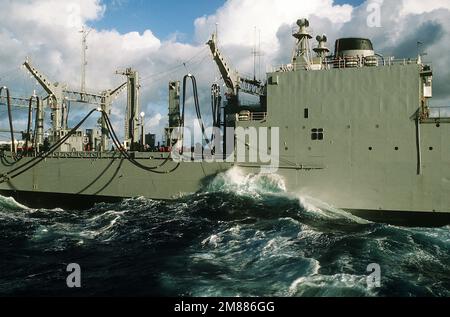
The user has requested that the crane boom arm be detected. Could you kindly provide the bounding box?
[23,59,61,97]
[207,34,240,96]
[207,34,265,97]
[107,82,127,99]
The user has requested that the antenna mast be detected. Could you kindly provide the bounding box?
[251,27,264,81]
[292,19,312,69]
[80,26,91,98]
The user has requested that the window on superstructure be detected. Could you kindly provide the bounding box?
[304,109,309,119]
[311,128,324,141]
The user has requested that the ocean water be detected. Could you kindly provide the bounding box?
[0,168,449,297]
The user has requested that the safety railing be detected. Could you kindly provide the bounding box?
[237,112,267,122]
[428,106,450,119]
[271,56,420,73]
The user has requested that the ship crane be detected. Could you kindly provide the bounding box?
[116,68,141,151]
[23,59,106,106]
[23,58,126,151]
[22,59,63,135]
[207,33,265,100]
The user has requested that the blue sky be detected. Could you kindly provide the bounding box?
[93,0,226,40]
[93,0,365,40]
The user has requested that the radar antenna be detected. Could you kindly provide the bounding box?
[292,18,313,69]
[313,34,330,58]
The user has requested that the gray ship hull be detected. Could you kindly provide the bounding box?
[0,153,449,226]
[0,154,230,201]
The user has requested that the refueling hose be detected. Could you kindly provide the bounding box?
[180,74,213,156]
[210,83,222,144]
[25,95,39,151]
[0,87,16,158]
[0,108,98,184]
[101,111,180,174]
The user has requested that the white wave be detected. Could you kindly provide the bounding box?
[261,236,299,258]
[0,195,30,210]
[88,210,128,222]
[80,215,122,240]
[297,226,324,240]
[201,234,222,248]
[207,167,371,224]
[297,195,372,224]
[227,225,241,236]
[207,167,287,198]
[288,273,377,297]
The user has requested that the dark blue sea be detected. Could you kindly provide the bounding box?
[0,169,449,297]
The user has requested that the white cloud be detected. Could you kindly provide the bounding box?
[5,0,105,30]
[401,0,450,16]
[194,0,353,48]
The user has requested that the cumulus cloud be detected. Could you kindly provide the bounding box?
[401,0,450,16]
[194,0,353,46]
[1,0,450,141]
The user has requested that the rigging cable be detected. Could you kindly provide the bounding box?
[25,95,39,150]
[0,87,16,158]
[140,47,209,83]
[101,111,180,174]
[211,83,222,144]
[0,108,99,184]
[180,74,212,156]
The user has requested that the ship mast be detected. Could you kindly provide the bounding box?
[292,18,313,69]
[80,26,91,100]
[117,68,140,151]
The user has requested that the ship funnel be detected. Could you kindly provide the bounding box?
[313,34,330,58]
[335,38,374,58]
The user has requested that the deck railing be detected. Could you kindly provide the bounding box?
[429,106,450,119]
[237,112,267,122]
[271,57,421,73]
